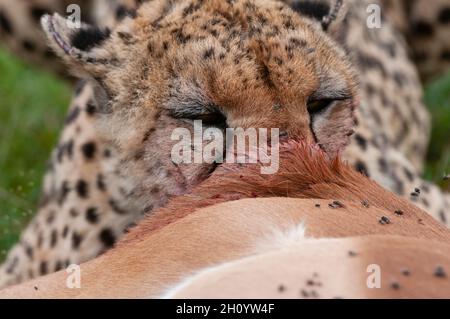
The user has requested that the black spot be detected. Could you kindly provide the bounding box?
[401,268,410,276]
[97,174,107,191]
[151,186,160,194]
[328,200,345,209]
[54,261,63,272]
[434,266,447,278]
[440,50,450,61]
[439,210,447,224]
[25,245,34,260]
[86,207,99,224]
[50,229,58,248]
[103,149,112,158]
[116,5,137,20]
[62,226,69,238]
[393,72,407,87]
[0,10,13,34]
[22,39,35,52]
[394,210,404,216]
[354,133,367,150]
[69,208,79,218]
[85,100,97,116]
[438,7,450,24]
[81,142,96,160]
[72,232,83,249]
[379,216,391,225]
[99,228,116,248]
[290,1,330,21]
[357,53,387,77]
[403,167,414,182]
[411,20,434,37]
[378,158,388,174]
[74,80,86,96]
[391,282,400,290]
[355,161,369,177]
[71,26,111,51]
[66,139,74,159]
[76,180,89,199]
[109,199,127,215]
[5,256,18,274]
[203,47,215,59]
[30,6,49,22]
[40,261,48,275]
[65,106,81,124]
[46,211,55,224]
[58,181,70,205]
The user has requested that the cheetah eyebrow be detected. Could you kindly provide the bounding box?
[167,100,222,119]
[309,89,352,101]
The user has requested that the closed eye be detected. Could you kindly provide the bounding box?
[168,102,227,127]
[307,94,352,115]
[307,98,335,115]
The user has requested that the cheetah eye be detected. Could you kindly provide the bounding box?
[306,98,335,115]
[168,102,227,128]
[193,109,227,127]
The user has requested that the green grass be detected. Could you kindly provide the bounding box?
[0,48,71,261]
[0,47,449,263]
[423,71,450,189]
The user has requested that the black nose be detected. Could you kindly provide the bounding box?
[279,131,288,138]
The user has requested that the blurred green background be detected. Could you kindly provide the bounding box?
[0,47,449,263]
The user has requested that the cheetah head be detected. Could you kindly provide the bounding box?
[42,0,358,213]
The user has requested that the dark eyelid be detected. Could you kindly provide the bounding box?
[309,90,352,102]
[168,102,227,126]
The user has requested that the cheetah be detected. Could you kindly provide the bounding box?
[0,0,449,288]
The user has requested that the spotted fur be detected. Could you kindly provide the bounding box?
[0,0,449,289]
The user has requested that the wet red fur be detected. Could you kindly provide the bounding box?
[121,141,446,245]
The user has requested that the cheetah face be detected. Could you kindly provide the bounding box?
[42,0,357,212]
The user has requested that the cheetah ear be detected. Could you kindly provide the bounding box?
[41,13,114,78]
[289,0,347,31]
